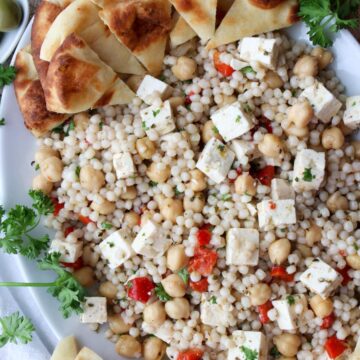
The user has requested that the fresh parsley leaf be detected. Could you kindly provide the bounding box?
[174,186,183,196]
[209,296,217,304]
[66,119,75,135]
[99,121,104,130]
[286,295,295,305]
[155,283,172,302]
[75,166,81,179]
[149,180,158,187]
[0,65,16,88]
[269,346,281,358]
[152,109,161,117]
[221,194,232,201]
[178,268,189,284]
[101,222,112,230]
[240,66,256,75]
[52,119,74,136]
[0,312,35,347]
[240,346,258,360]
[302,167,315,182]
[243,103,252,114]
[217,144,225,152]
[142,121,148,131]
[212,126,219,134]
[29,190,54,216]
[0,118,5,126]
[235,115,241,123]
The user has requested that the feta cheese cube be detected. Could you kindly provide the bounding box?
[142,320,174,343]
[137,75,173,105]
[229,58,249,71]
[226,228,259,266]
[228,331,267,360]
[299,258,342,299]
[271,178,295,200]
[344,95,360,129]
[140,100,175,136]
[49,239,82,263]
[80,297,107,324]
[200,294,235,327]
[231,140,261,165]
[292,149,325,192]
[257,199,296,228]
[211,102,255,142]
[196,138,235,184]
[99,230,134,269]
[239,37,279,69]
[301,82,342,123]
[272,294,308,330]
[132,220,171,258]
[113,152,136,179]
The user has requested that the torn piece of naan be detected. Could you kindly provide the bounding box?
[169,0,217,42]
[14,46,70,137]
[170,16,197,48]
[44,34,134,114]
[80,21,145,75]
[99,0,172,75]
[40,0,99,62]
[207,0,299,49]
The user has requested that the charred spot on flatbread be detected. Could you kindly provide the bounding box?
[249,0,286,9]
[288,2,300,23]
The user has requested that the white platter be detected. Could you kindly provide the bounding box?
[0,19,360,359]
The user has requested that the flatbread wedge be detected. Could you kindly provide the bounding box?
[169,0,217,42]
[99,0,172,75]
[207,0,299,49]
[40,0,99,62]
[44,33,134,113]
[50,335,78,360]
[74,347,103,360]
[170,16,197,48]
[14,46,69,137]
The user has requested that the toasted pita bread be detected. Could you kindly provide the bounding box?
[99,0,172,75]
[207,0,299,49]
[169,0,217,42]
[40,0,99,62]
[14,46,69,137]
[80,21,145,75]
[170,16,197,48]
[44,34,134,113]
[74,347,103,360]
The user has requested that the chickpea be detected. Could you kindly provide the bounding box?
[73,267,95,287]
[311,47,333,70]
[143,301,166,327]
[183,193,205,212]
[40,156,63,182]
[108,314,132,334]
[269,238,291,265]
[115,335,142,358]
[80,165,105,192]
[234,173,256,196]
[159,198,183,222]
[264,70,284,89]
[222,95,237,106]
[283,123,309,138]
[171,56,197,81]
[83,245,99,267]
[136,137,156,160]
[297,244,312,258]
[143,337,166,360]
[126,75,144,92]
[91,197,116,215]
[309,295,333,318]
[147,162,171,183]
[141,210,155,225]
[346,254,360,270]
[306,223,322,246]
[189,169,207,192]
[73,112,89,131]
[168,96,185,111]
[326,192,349,212]
[124,211,140,227]
[273,333,301,357]
[32,174,53,195]
[351,141,360,159]
[167,245,188,272]
[321,127,345,150]
[258,134,286,159]
[293,55,319,78]
[35,146,59,163]
[161,274,186,298]
[165,298,190,320]
[121,186,137,200]
[202,120,222,143]
[288,101,314,128]
[99,281,118,300]
[248,283,272,306]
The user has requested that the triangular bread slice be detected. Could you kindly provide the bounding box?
[170,16,197,48]
[40,0,99,62]
[44,34,134,114]
[207,0,299,49]
[99,0,172,75]
[169,0,217,42]
[14,46,70,137]
[80,21,145,75]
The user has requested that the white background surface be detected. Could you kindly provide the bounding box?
[0,21,360,360]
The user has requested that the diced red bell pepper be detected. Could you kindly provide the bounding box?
[213,51,234,77]
[64,226,75,237]
[127,277,155,303]
[188,248,218,276]
[78,215,93,225]
[196,225,212,246]
[270,266,295,282]
[258,300,273,324]
[61,256,83,270]
[338,250,346,257]
[185,91,195,106]
[321,313,335,329]
[189,278,209,293]
[251,116,273,138]
[336,266,351,285]
[324,336,348,359]
[250,165,275,186]
[52,198,64,216]
[177,348,204,360]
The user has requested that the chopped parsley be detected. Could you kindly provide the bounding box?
[240,66,256,75]
[101,222,112,230]
[291,89,297,97]
[0,65,16,87]
[52,119,75,136]
[354,244,359,251]
[294,177,299,182]
[212,126,219,134]
[159,75,166,81]
[75,166,81,178]
[240,346,258,360]
[149,181,158,187]
[243,103,252,114]
[353,101,357,106]
[286,295,295,305]
[155,284,172,302]
[108,242,115,248]
[217,144,225,152]
[269,346,281,358]
[221,194,232,201]
[99,121,104,130]
[152,109,161,117]
[174,186,183,196]
[178,268,189,284]
[302,167,315,182]
[235,115,241,123]
[142,121,149,131]
[209,296,217,304]
[0,118,5,126]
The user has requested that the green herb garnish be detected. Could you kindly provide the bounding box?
[149,180,158,187]
[302,168,315,182]
[155,284,172,302]
[269,346,281,358]
[0,118,5,126]
[241,66,256,75]
[75,166,81,179]
[235,115,241,123]
[286,295,295,305]
[212,126,219,134]
[178,268,189,284]
[0,65,16,88]
[142,121,148,131]
[152,109,161,117]
[217,144,225,152]
[209,296,217,304]
[221,194,232,201]
[240,345,258,360]
[101,222,112,230]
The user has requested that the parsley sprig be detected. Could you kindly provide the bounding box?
[155,283,172,302]
[0,65,16,88]
[240,345,258,360]
[0,118,5,126]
